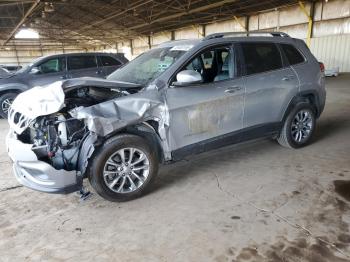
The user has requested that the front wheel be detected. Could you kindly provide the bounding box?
[277,102,316,148]
[88,134,159,202]
[0,93,17,119]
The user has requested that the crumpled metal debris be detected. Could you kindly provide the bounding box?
[69,89,165,136]
[69,86,172,160]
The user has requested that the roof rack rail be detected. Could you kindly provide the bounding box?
[203,31,290,40]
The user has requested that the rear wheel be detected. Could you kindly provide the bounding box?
[277,102,316,148]
[88,134,158,202]
[0,93,17,119]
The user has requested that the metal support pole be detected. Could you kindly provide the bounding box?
[191,25,204,38]
[202,24,206,37]
[14,44,20,66]
[299,1,314,47]
[234,16,246,31]
[245,15,250,32]
[130,39,133,56]
[148,35,151,49]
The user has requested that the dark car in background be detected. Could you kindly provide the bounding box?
[0,52,128,118]
[0,67,12,79]
[0,65,22,72]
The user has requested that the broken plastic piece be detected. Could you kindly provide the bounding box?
[78,187,92,201]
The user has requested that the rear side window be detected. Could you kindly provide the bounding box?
[100,56,121,66]
[241,43,282,75]
[68,56,97,70]
[281,44,305,65]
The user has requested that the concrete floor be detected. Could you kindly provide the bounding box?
[0,75,350,262]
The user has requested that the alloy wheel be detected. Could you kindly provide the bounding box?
[1,98,13,115]
[291,109,313,143]
[103,147,150,194]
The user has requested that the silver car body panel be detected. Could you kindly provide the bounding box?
[243,67,299,128]
[6,131,78,193]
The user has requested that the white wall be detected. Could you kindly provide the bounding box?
[310,34,350,72]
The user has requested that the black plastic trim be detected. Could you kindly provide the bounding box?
[283,91,322,120]
[171,122,281,161]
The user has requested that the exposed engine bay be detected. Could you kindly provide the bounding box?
[16,85,129,171]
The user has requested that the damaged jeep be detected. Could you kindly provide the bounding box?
[6,32,326,201]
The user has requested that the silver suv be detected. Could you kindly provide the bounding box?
[6,32,326,201]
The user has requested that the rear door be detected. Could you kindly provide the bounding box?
[26,56,67,87]
[241,42,298,128]
[166,44,245,151]
[98,55,123,76]
[67,55,103,78]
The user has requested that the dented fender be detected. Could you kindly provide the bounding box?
[71,88,173,164]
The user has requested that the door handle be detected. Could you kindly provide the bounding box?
[60,75,67,79]
[282,75,295,81]
[225,86,242,93]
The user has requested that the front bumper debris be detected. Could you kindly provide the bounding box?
[6,131,79,194]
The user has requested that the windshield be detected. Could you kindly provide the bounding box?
[15,64,30,74]
[15,56,43,74]
[107,46,189,85]
[0,67,9,73]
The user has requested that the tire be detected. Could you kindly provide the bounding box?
[277,102,316,149]
[0,92,17,119]
[88,134,159,202]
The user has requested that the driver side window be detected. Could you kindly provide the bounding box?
[37,57,64,74]
[184,45,234,83]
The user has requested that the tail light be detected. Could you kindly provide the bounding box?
[319,62,325,73]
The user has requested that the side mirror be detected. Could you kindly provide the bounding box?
[173,70,202,86]
[29,67,40,75]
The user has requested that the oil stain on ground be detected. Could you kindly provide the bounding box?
[234,237,350,262]
[334,180,350,201]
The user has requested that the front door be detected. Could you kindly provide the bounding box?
[26,56,67,87]
[166,44,245,152]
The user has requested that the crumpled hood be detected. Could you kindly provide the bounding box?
[8,77,142,134]
[61,77,141,91]
[8,81,65,134]
[11,81,65,118]
[69,90,165,136]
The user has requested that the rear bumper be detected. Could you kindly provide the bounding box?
[6,131,80,194]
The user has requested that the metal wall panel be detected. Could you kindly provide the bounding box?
[152,32,171,46]
[310,34,350,72]
[318,0,350,20]
[205,18,246,35]
[280,24,308,39]
[279,4,310,27]
[258,10,278,29]
[313,17,350,37]
[249,15,259,31]
[174,26,203,39]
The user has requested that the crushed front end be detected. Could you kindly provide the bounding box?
[6,79,126,193]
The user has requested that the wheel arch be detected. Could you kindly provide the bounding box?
[283,91,321,121]
[0,88,22,97]
[99,120,165,163]
[124,121,165,163]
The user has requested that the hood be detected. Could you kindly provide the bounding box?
[8,81,65,134]
[8,77,141,135]
[61,77,141,92]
